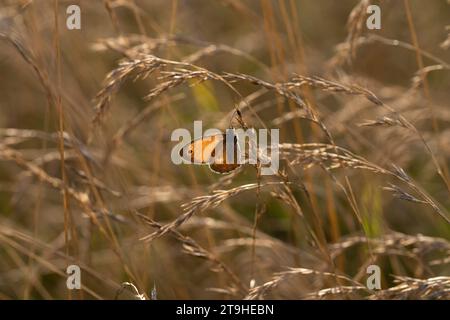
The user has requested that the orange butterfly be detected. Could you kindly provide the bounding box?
[179,131,241,174]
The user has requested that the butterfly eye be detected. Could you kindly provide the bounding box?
[188,149,193,154]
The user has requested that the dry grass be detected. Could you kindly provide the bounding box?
[0,0,449,300]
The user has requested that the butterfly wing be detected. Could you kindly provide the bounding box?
[180,134,224,164]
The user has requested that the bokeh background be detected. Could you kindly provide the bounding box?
[0,0,449,299]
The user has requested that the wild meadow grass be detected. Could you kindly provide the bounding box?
[0,0,449,299]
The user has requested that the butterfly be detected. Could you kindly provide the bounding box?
[179,130,241,174]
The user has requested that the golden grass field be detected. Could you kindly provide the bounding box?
[0,0,449,299]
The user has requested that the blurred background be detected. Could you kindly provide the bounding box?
[0,0,449,299]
